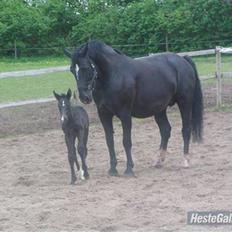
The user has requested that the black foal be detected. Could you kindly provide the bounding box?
[53,89,89,184]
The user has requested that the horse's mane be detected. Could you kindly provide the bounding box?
[113,47,123,55]
[72,40,124,62]
[88,40,124,56]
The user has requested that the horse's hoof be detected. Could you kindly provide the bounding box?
[123,169,135,177]
[153,160,163,168]
[154,163,163,168]
[108,168,119,177]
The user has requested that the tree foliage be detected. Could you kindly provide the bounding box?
[0,0,231,56]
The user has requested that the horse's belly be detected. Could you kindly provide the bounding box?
[131,102,168,118]
[131,92,173,118]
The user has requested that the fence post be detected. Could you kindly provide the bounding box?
[14,40,17,59]
[216,46,222,107]
[165,33,169,52]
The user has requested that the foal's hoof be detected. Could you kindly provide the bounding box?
[70,179,76,185]
[183,159,190,168]
[84,172,90,180]
[108,168,119,177]
[70,175,77,185]
[123,169,135,177]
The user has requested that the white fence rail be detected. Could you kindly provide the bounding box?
[0,46,232,109]
[177,49,215,57]
[0,48,221,79]
[0,98,54,109]
[0,66,69,79]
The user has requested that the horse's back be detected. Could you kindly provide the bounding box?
[129,52,196,116]
[134,52,195,84]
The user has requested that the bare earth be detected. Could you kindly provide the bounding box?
[0,103,232,231]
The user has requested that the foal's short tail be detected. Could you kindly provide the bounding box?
[184,56,203,143]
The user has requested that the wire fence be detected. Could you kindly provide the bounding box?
[196,48,232,108]
[1,37,232,58]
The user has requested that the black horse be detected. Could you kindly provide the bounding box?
[64,40,203,176]
[53,89,89,184]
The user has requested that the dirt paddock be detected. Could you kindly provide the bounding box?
[0,103,232,231]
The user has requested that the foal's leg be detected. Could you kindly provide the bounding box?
[154,110,171,168]
[77,129,89,180]
[65,133,78,184]
[98,109,118,176]
[178,102,192,168]
[120,113,134,176]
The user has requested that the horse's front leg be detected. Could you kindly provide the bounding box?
[98,109,118,176]
[120,113,134,176]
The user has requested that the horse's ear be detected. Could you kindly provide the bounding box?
[67,88,72,100]
[64,48,72,58]
[53,90,60,101]
[82,43,88,57]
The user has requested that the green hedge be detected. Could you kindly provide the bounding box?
[0,0,231,57]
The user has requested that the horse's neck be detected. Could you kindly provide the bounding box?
[88,46,118,76]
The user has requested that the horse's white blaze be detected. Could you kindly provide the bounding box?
[62,100,65,106]
[76,64,79,80]
[79,167,85,180]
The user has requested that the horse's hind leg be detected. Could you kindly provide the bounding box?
[65,134,78,184]
[154,110,171,168]
[120,114,134,176]
[177,101,192,168]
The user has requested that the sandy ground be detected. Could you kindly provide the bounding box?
[1,105,232,231]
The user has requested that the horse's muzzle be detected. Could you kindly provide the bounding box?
[79,91,92,104]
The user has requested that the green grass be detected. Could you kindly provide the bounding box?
[1,55,231,75]
[208,104,232,112]
[193,55,232,76]
[0,55,231,104]
[0,56,69,72]
[0,72,75,103]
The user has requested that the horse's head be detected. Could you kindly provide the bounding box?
[53,89,72,128]
[64,44,96,104]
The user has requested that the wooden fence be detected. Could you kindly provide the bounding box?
[0,46,232,109]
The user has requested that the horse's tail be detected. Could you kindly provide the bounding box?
[184,55,203,143]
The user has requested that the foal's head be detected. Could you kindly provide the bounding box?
[53,89,72,128]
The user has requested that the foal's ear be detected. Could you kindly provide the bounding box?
[67,88,72,100]
[53,90,60,101]
[73,90,77,100]
[64,48,72,58]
